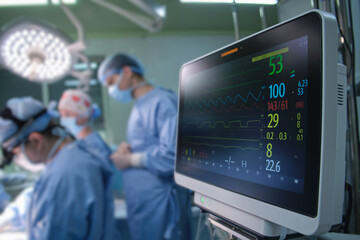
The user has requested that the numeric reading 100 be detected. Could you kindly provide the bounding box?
[269,83,286,99]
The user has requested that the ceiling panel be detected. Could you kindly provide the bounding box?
[0,0,278,36]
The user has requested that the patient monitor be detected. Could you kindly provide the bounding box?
[175,10,346,238]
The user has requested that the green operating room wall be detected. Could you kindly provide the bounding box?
[84,34,236,146]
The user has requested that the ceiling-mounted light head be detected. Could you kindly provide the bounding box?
[0,18,76,83]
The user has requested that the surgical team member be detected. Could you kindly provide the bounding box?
[98,53,192,240]
[0,97,118,240]
[58,89,125,215]
[58,89,112,161]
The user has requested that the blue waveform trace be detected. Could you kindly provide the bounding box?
[189,86,265,110]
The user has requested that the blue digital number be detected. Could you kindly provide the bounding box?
[269,83,285,99]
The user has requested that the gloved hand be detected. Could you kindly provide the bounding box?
[110,142,145,170]
[117,142,131,155]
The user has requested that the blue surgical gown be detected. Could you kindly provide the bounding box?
[0,183,10,211]
[28,140,118,240]
[83,132,112,162]
[124,87,192,240]
[83,131,124,197]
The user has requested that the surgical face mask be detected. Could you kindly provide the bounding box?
[60,117,85,138]
[13,142,45,173]
[108,74,134,103]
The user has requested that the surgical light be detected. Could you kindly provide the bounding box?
[0,19,75,83]
[0,0,47,6]
[180,0,277,4]
[0,0,76,6]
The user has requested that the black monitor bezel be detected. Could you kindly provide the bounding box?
[176,12,323,217]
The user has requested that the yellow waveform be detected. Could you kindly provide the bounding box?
[183,141,260,150]
[183,135,260,142]
[192,119,261,129]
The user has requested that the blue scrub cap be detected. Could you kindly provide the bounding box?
[91,103,101,120]
[0,97,57,152]
[97,53,145,85]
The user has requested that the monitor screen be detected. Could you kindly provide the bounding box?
[176,11,333,220]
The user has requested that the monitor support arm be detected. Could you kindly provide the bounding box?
[90,0,165,32]
[59,0,91,91]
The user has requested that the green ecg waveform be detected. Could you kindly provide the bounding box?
[193,67,263,94]
[204,79,263,94]
[209,67,262,85]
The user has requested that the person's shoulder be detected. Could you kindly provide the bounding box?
[83,133,112,159]
[38,143,87,186]
[51,141,100,171]
[43,142,108,191]
[84,132,110,149]
[37,143,104,198]
[135,87,178,116]
[148,87,177,105]
[155,87,177,98]
[58,141,89,158]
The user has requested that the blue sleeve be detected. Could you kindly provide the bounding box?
[144,102,178,177]
[29,162,104,240]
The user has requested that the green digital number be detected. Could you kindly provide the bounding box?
[276,54,283,74]
[269,54,283,75]
[269,56,276,75]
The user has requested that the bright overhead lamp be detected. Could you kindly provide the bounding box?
[0,1,91,89]
[0,19,75,83]
[0,0,47,6]
[180,0,277,4]
[0,0,76,6]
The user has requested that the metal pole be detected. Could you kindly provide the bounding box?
[231,0,240,41]
[41,83,49,106]
[259,6,267,30]
[320,0,332,11]
[311,0,319,9]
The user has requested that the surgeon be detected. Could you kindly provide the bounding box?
[98,53,192,240]
[58,89,112,161]
[0,97,118,240]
